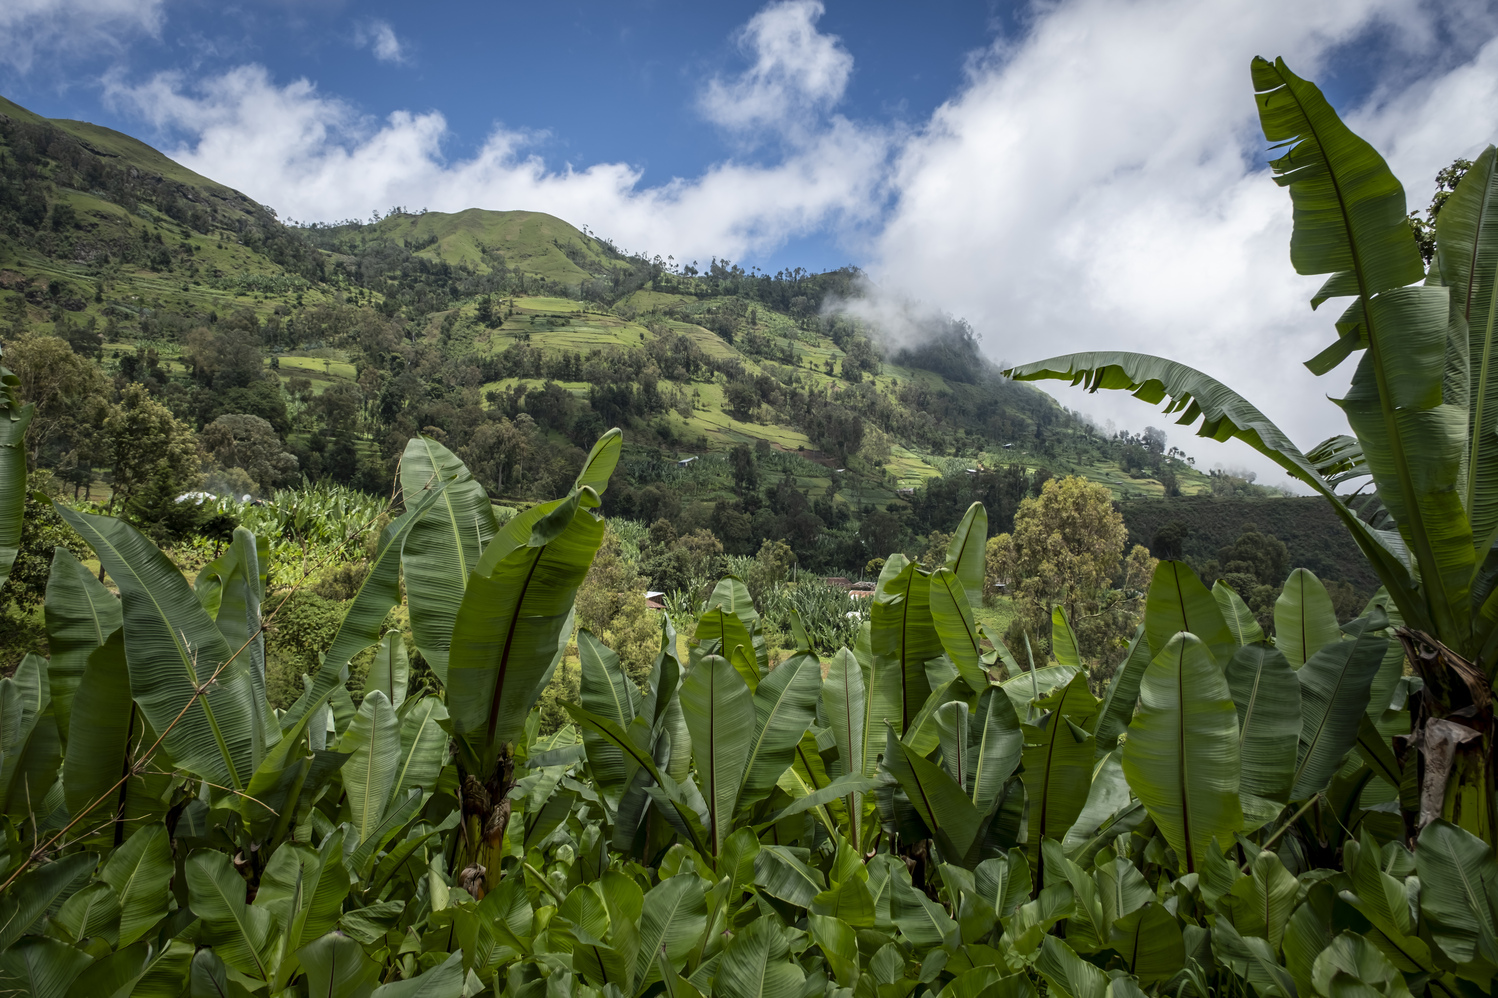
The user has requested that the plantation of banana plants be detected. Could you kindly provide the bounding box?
[0,55,1497,998]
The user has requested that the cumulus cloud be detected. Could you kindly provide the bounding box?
[698,0,853,137]
[354,20,408,66]
[865,0,1498,485]
[104,63,890,262]
[0,0,166,73]
[90,0,1498,483]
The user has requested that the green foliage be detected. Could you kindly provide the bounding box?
[0,63,1490,998]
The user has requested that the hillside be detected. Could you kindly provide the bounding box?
[0,91,1330,579]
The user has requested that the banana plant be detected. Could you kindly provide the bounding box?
[445,428,621,890]
[0,346,32,593]
[1008,55,1497,845]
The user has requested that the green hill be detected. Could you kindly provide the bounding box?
[0,91,1337,575]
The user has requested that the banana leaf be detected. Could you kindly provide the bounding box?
[738,648,822,812]
[99,824,173,946]
[337,690,401,846]
[679,654,754,856]
[1021,674,1099,860]
[1144,561,1234,665]
[1291,611,1388,800]
[1437,146,1498,561]
[580,627,640,799]
[63,630,168,835]
[870,555,942,737]
[0,653,60,820]
[929,567,989,690]
[399,435,499,685]
[1121,633,1241,873]
[1212,581,1264,646]
[447,489,604,775]
[1004,353,1423,632]
[1256,55,1472,642]
[1224,642,1300,825]
[943,502,989,608]
[714,915,805,998]
[1275,568,1341,669]
[56,507,259,790]
[0,349,32,592]
[43,547,120,746]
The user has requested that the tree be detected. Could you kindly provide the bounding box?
[1216,522,1288,587]
[200,413,299,493]
[573,526,658,683]
[4,333,109,467]
[991,475,1151,670]
[103,382,202,513]
[1010,56,1498,843]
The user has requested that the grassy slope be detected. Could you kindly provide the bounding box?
[369,208,617,285]
[0,92,1218,510]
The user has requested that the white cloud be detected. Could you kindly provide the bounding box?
[698,0,853,137]
[865,0,1498,486]
[92,0,1498,485]
[0,0,165,73]
[104,64,890,263]
[354,20,408,66]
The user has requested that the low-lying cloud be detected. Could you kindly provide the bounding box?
[56,0,1498,480]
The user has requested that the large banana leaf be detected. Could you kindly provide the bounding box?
[1275,568,1341,669]
[1049,606,1082,669]
[822,647,867,844]
[43,547,120,745]
[1256,55,1472,643]
[1416,819,1498,977]
[632,874,709,994]
[0,349,32,592]
[399,436,499,685]
[580,627,640,799]
[690,577,762,680]
[325,483,447,675]
[679,654,754,856]
[714,915,805,998]
[929,567,989,690]
[447,490,604,775]
[363,630,409,709]
[62,631,168,835]
[196,527,277,762]
[56,507,258,790]
[338,690,401,845]
[944,502,989,608]
[1291,611,1388,799]
[185,849,273,980]
[1004,353,1423,630]
[1121,633,1241,873]
[884,725,984,862]
[0,654,59,819]
[99,824,173,947]
[738,649,822,812]
[970,687,1024,813]
[870,555,942,737]
[1095,627,1149,751]
[1144,561,1234,664]
[1021,674,1099,860]
[1438,146,1498,558]
[1213,581,1264,646]
[1224,642,1300,826]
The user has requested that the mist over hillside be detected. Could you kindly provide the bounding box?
[0,91,1354,598]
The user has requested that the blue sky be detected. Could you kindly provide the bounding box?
[3,0,1018,273]
[5,0,1498,482]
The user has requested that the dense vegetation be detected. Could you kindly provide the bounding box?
[0,56,1489,998]
[0,89,1314,599]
